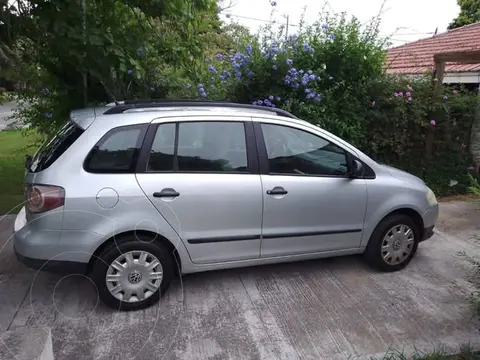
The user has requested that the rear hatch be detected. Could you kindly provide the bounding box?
[23,113,88,222]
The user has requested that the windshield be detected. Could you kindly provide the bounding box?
[29,121,84,173]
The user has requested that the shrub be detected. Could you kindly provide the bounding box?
[184,13,477,196]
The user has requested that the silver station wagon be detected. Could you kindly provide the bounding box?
[13,100,439,310]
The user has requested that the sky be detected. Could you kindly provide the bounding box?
[219,0,461,47]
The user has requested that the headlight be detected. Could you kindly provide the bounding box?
[426,188,437,206]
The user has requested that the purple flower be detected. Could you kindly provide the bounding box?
[252,101,258,105]
[186,83,191,89]
[216,54,223,60]
[406,92,412,97]
[314,95,321,102]
[44,113,52,118]
[398,92,404,97]
[235,71,242,79]
[468,166,475,172]
[408,97,412,101]
[328,34,336,40]
[394,92,399,97]
[276,96,281,101]
[430,120,436,126]
[268,95,274,101]
[301,79,308,86]
[246,44,252,55]
[285,99,289,105]
[272,65,278,70]
[264,99,271,106]
[200,92,207,98]
[41,88,49,95]
[305,88,312,93]
[210,77,215,82]
[307,92,315,99]
[136,48,144,56]
[303,42,315,53]
[197,84,204,88]
[452,90,458,95]
[309,74,316,80]
[322,24,329,30]
[271,1,277,6]
[127,69,133,75]
[208,64,217,73]
[258,100,263,105]
[247,70,254,77]
[316,75,321,81]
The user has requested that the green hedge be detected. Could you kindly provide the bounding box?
[184,14,477,196]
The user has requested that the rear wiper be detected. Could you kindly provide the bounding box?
[25,154,32,170]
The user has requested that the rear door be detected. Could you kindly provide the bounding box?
[254,120,368,257]
[135,117,263,264]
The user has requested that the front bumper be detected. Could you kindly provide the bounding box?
[421,225,435,242]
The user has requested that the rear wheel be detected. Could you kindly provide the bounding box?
[364,214,420,272]
[91,235,174,311]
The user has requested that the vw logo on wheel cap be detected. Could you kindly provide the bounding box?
[128,270,142,284]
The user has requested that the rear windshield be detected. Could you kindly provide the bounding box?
[29,121,84,173]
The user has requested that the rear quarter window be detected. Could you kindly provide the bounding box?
[84,124,147,173]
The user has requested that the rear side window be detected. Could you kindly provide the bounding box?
[148,121,248,173]
[30,121,84,173]
[84,124,146,173]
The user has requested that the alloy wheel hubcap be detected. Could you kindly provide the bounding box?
[106,251,163,303]
[381,224,415,266]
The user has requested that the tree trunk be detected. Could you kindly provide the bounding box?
[471,85,480,172]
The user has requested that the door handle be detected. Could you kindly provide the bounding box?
[267,186,288,196]
[153,188,180,198]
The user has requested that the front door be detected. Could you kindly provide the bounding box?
[255,122,367,257]
[136,118,263,264]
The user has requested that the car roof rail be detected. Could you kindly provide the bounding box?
[102,99,299,119]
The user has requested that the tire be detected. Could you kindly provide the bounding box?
[364,213,420,272]
[91,235,174,311]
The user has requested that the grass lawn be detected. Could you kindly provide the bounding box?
[0,130,39,215]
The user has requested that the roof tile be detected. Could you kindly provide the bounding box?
[386,22,480,74]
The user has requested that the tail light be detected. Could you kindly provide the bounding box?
[26,185,65,213]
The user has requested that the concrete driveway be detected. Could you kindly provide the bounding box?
[0,101,18,130]
[0,201,479,360]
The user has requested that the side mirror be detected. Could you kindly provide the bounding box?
[350,159,365,178]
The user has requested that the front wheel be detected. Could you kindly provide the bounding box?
[364,214,420,272]
[91,236,174,311]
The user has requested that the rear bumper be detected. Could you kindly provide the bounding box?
[13,206,89,275]
[14,249,88,274]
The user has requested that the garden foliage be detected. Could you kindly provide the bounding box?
[3,6,478,196]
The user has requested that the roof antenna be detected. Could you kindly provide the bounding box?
[434,27,438,36]
[100,80,120,105]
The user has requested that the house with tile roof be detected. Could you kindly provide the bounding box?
[386,21,480,85]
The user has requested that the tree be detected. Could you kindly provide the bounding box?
[448,0,480,30]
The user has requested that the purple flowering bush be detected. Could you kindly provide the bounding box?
[174,12,478,195]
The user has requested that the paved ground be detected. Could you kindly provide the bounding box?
[0,201,479,360]
[0,101,18,130]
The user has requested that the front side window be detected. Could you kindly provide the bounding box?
[85,125,145,173]
[261,123,348,176]
[148,121,248,173]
